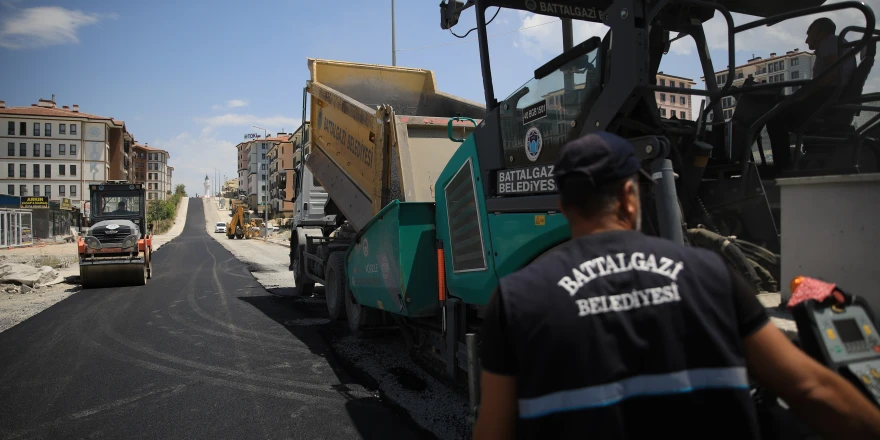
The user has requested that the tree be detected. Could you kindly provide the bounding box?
[174,184,186,196]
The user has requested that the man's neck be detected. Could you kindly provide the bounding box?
[569,219,632,238]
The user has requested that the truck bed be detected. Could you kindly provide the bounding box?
[306,59,485,231]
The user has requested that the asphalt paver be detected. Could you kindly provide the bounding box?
[0,198,428,440]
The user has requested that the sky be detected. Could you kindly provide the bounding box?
[0,0,877,196]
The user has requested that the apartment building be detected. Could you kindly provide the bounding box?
[166,166,174,195]
[145,146,170,201]
[236,141,249,201]
[656,72,698,120]
[131,143,148,184]
[702,49,816,121]
[268,131,296,217]
[0,98,127,209]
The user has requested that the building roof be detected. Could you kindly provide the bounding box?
[656,72,697,83]
[0,104,116,122]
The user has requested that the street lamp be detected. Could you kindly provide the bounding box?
[252,125,269,237]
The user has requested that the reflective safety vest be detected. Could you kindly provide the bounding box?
[498,230,761,439]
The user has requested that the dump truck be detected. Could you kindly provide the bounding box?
[78,181,153,288]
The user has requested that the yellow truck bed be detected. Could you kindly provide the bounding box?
[305,58,485,231]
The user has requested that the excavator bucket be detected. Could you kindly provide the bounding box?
[80,257,147,289]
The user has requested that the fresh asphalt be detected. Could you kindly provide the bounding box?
[0,198,430,440]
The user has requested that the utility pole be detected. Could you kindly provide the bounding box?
[391,0,396,66]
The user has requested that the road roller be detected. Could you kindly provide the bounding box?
[78,181,153,288]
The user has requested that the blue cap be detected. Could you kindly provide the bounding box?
[553,131,654,189]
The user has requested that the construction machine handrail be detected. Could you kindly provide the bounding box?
[644,0,737,99]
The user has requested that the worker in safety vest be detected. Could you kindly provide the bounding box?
[474,131,880,439]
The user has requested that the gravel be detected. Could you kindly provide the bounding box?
[332,334,471,439]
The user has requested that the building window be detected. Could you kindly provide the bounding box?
[70,124,76,135]
[680,111,686,119]
[59,185,65,196]
[44,123,51,137]
[7,121,13,135]
[71,165,77,176]
[33,123,40,136]
[791,70,800,79]
[7,163,13,177]
[19,122,26,135]
[33,164,39,178]
[659,93,666,102]
[59,144,66,155]
[660,108,667,117]
[33,185,39,197]
[670,95,676,104]
[20,164,25,177]
[44,185,51,198]
[70,144,77,155]
[659,78,666,86]
[7,142,13,156]
[7,185,12,195]
[70,185,76,196]
[45,144,51,157]
[680,96,686,105]
[33,143,40,157]
[20,185,26,196]
[791,57,799,66]
[19,143,25,156]
[45,164,50,178]
[59,123,66,134]
[60,165,66,175]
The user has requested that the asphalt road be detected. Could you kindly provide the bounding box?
[0,199,429,440]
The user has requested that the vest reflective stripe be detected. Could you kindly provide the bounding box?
[518,367,749,419]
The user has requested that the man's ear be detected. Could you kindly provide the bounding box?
[619,178,639,223]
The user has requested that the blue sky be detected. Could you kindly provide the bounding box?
[0,0,875,195]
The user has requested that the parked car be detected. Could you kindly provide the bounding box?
[214,222,227,233]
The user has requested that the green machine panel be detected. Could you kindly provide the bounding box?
[346,201,440,317]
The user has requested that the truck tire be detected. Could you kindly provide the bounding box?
[293,247,315,296]
[324,252,347,321]
[346,286,382,337]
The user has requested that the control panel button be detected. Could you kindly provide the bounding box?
[874,345,880,353]
[871,368,880,379]
[865,325,874,336]
[827,328,837,340]
[862,375,872,385]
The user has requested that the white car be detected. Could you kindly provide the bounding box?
[214,222,227,233]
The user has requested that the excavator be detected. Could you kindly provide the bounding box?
[432,0,880,433]
[226,205,264,239]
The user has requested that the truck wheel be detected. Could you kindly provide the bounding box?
[346,287,382,337]
[293,248,315,296]
[324,252,347,321]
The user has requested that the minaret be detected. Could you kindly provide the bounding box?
[203,174,210,198]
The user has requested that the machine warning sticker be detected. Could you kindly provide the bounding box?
[525,127,543,162]
[523,100,547,125]
[497,164,556,195]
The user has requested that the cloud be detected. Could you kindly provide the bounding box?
[211,99,249,110]
[0,6,117,50]
[150,110,301,196]
[195,113,300,136]
[514,11,608,60]
[151,132,238,197]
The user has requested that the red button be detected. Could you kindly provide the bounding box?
[873,345,880,353]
